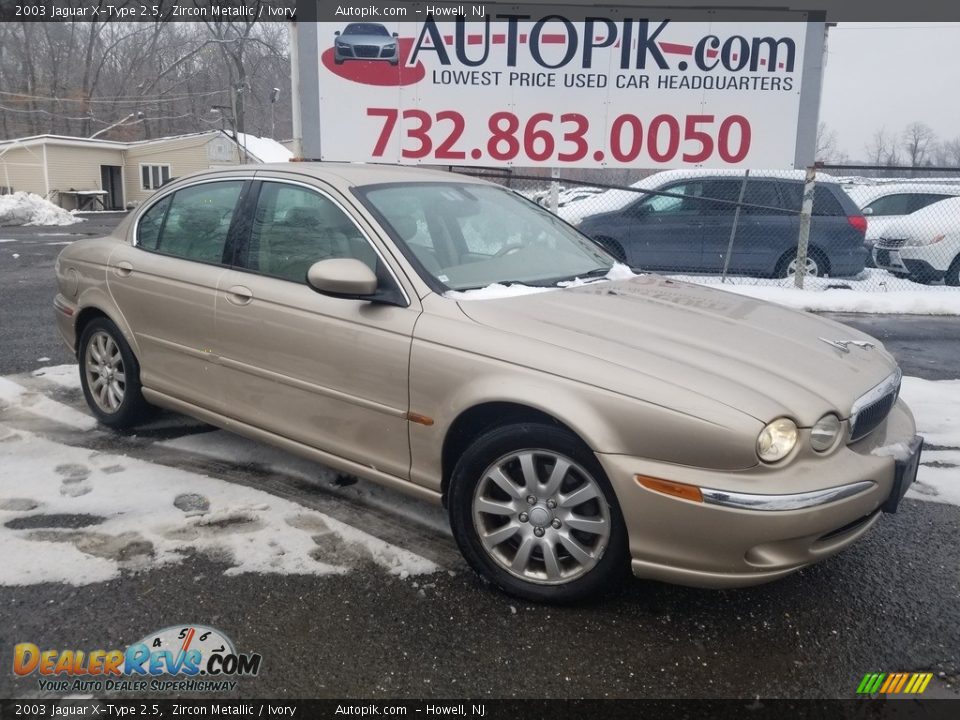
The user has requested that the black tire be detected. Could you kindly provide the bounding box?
[594,236,627,264]
[946,256,960,287]
[448,422,629,603]
[78,317,152,429]
[775,247,830,279]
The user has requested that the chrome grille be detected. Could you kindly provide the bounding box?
[849,368,902,442]
[354,45,380,58]
[876,238,906,249]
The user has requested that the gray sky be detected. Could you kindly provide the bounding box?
[820,22,960,160]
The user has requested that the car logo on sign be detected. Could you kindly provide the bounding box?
[818,338,876,353]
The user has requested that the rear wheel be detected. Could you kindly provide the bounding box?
[776,248,829,279]
[78,317,151,429]
[448,423,629,603]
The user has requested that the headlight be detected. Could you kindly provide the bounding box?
[905,233,946,247]
[384,44,397,51]
[757,418,798,462]
[810,414,842,452]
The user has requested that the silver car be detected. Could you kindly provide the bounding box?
[334,23,399,65]
[54,163,923,603]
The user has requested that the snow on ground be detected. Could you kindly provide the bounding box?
[0,427,438,587]
[30,363,82,390]
[900,377,960,507]
[160,431,450,536]
[0,191,83,227]
[673,270,960,315]
[0,376,95,431]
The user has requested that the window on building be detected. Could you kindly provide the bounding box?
[140,164,171,191]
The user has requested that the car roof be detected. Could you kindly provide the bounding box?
[171,162,493,189]
[844,182,960,207]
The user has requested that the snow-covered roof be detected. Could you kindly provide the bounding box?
[0,134,129,151]
[845,182,960,207]
[234,133,293,163]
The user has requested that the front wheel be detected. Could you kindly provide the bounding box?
[78,317,151,429]
[448,423,629,603]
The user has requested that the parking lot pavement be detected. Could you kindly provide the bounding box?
[2,222,959,699]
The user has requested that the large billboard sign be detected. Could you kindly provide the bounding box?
[299,13,825,169]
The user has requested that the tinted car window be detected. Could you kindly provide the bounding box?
[634,182,703,216]
[908,193,954,213]
[697,180,742,216]
[742,180,783,215]
[779,183,845,216]
[864,194,912,216]
[243,182,373,282]
[150,181,243,263]
[136,196,172,250]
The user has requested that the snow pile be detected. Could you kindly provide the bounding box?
[0,191,83,226]
[670,270,960,315]
[446,262,638,300]
[0,428,438,587]
[899,377,960,507]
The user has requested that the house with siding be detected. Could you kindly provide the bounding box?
[0,130,291,211]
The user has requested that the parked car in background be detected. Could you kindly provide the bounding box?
[567,170,867,278]
[873,196,960,285]
[54,164,920,602]
[845,183,960,266]
[334,23,399,65]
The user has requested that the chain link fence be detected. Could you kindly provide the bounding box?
[454,165,960,293]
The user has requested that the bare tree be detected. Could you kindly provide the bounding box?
[901,122,937,167]
[0,18,292,141]
[864,127,900,166]
[815,121,838,162]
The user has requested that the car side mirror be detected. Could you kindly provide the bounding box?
[862,207,873,216]
[392,32,399,38]
[307,258,378,298]
[334,30,341,36]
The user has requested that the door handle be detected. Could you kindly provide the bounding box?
[225,285,253,306]
[113,261,133,277]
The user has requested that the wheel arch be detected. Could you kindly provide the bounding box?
[440,401,590,504]
[73,294,140,361]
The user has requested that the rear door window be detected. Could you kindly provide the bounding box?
[779,183,845,216]
[908,193,954,213]
[149,181,245,263]
[742,180,783,215]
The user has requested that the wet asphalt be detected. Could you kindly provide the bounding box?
[0,217,958,699]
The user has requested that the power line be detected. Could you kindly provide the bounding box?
[0,89,229,104]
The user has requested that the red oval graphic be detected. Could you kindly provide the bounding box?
[321,38,425,87]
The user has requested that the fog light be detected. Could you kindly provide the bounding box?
[757,418,798,462]
[810,414,842,452]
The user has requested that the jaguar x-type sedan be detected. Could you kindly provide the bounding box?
[54,164,922,602]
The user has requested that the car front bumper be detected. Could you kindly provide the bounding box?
[873,245,948,280]
[597,399,919,588]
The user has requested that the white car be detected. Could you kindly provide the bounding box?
[873,196,960,285]
[846,183,960,241]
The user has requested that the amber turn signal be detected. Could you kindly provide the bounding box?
[636,475,703,503]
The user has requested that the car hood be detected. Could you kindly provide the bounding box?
[456,276,898,426]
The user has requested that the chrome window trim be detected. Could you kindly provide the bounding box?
[131,174,411,307]
[701,480,876,511]
[131,176,257,249]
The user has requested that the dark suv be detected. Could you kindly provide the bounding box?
[575,172,868,278]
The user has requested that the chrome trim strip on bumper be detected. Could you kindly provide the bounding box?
[700,480,877,511]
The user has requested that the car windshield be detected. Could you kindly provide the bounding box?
[358,183,615,291]
[343,23,389,36]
